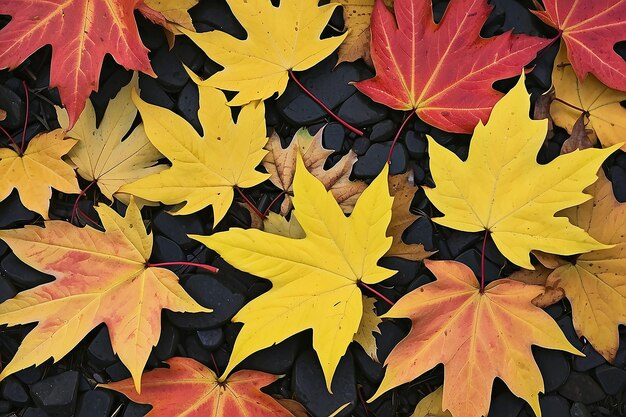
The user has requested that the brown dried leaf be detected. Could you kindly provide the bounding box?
[276,399,310,417]
[533,89,555,139]
[561,113,593,154]
[386,172,434,261]
[353,296,382,362]
[263,127,366,215]
[0,108,6,121]
[508,265,565,308]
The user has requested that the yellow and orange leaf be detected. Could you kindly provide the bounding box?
[0,199,209,391]
[371,259,580,417]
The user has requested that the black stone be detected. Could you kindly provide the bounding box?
[0,191,37,228]
[487,0,548,37]
[177,82,201,133]
[407,274,436,292]
[0,275,16,303]
[75,390,113,417]
[105,362,131,382]
[404,131,427,158]
[154,322,179,361]
[197,328,224,351]
[351,136,370,156]
[137,16,166,50]
[122,402,152,417]
[322,123,345,152]
[241,334,301,374]
[369,120,395,143]
[539,394,570,417]
[22,408,51,417]
[172,37,205,73]
[0,377,30,405]
[455,249,500,284]
[276,60,366,126]
[152,211,208,250]
[167,274,246,329]
[353,142,407,178]
[593,364,626,395]
[488,390,524,417]
[557,316,584,350]
[446,232,480,258]
[558,372,606,404]
[610,165,626,202]
[353,345,384,383]
[570,402,593,417]
[138,74,174,110]
[150,235,186,271]
[375,321,408,363]
[151,48,189,92]
[30,371,80,417]
[293,350,356,417]
[0,400,11,413]
[190,0,246,39]
[0,84,24,130]
[404,217,434,251]
[536,349,570,392]
[1,253,54,289]
[379,257,419,286]
[337,93,388,127]
[182,334,212,366]
[572,343,605,372]
[15,366,43,385]
[88,327,117,367]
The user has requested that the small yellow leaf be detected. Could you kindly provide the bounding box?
[141,0,198,34]
[552,42,626,151]
[353,295,382,362]
[424,73,619,269]
[263,212,305,239]
[57,73,166,203]
[182,0,347,105]
[0,130,79,219]
[192,154,395,390]
[410,387,451,417]
[118,86,269,224]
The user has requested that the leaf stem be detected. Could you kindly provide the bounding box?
[20,80,29,155]
[0,125,21,155]
[357,385,371,417]
[71,180,97,224]
[148,261,219,274]
[263,190,287,217]
[288,70,364,136]
[553,97,589,116]
[388,111,415,164]
[210,352,220,376]
[76,207,100,229]
[358,281,394,306]
[235,187,266,220]
[480,230,489,293]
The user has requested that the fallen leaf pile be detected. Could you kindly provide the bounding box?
[0,0,625,416]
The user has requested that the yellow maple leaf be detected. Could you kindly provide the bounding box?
[336,0,394,64]
[192,154,395,390]
[552,42,626,151]
[57,74,166,202]
[118,86,269,224]
[0,130,79,219]
[181,0,347,105]
[410,387,451,417]
[263,127,366,215]
[0,198,209,392]
[140,0,198,34]
[423,74,619,269]
[371,260,580,417]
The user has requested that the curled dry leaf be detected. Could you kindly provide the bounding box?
[182,0,346,106]
[193,155,395,390]
[371,260,580,417]
[387,172,434,262]
[424,74,618,269]
[102,357,295,416]
[263,128,366,215]
[0,199,209,391]
[0,130,79,219]
[508,264,565,308]
[560,114,594,155]
[552,42,626,151]
[532,89,554,140]
[57,73,167,203]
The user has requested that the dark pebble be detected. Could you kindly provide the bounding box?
[0,401,11,413]
[177,82,201,133]
[190,0,246,39]
[572,344,605,372]
[351,136,370,156]
[151,48,189,92]
[337,93,388,127]
[167,274,246,329]
[138,74,174,110]
[570,402,593,417]
[137,16,166,50]
[404,217,435,251]
[557,316,584,350]
[455,249,500,284]
[407,274,436,292]
[0,84,23,130]
[88,326,117,367]
[182,333,212,366]
[558,372,606,404]
[369,120,395,143]
[22,408,51,417]
[172,37,205,73]
[446,232,480,259]
[0,191,37,228]
[379,257,419,287]
[1,252,54,289]
[152,211,208,250]
[75,390,113,417]
[154,321,179,361]
[105,362,132,382]
[277,60,366,126]
[241,334,302,374]
[353,345,384,383]
[0,377,30,405]
[536,349,570,392]
[322,122,345,152]
[539,394,570,417]
[353,142,407,178]
[293,350,356,417]
[122,402,152,417]
[150,235,186,271]
[487,0,548,37]
[404,131,427,158]
[610,165,626,202]
[375,321,408,364]
[91,70,133,121]
[593,364,626,395]
[0,275,16,303]
[197,328,224,351]
[488,390,524,417]
[15,366,43,385]
[30,371,80,417]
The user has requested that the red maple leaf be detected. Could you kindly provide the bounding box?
[354,0,550,133]
[0,0,156,128]
[534,0,626,92]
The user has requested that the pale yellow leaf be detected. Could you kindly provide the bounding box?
[410,387,451,417]
[353,295,381,362]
